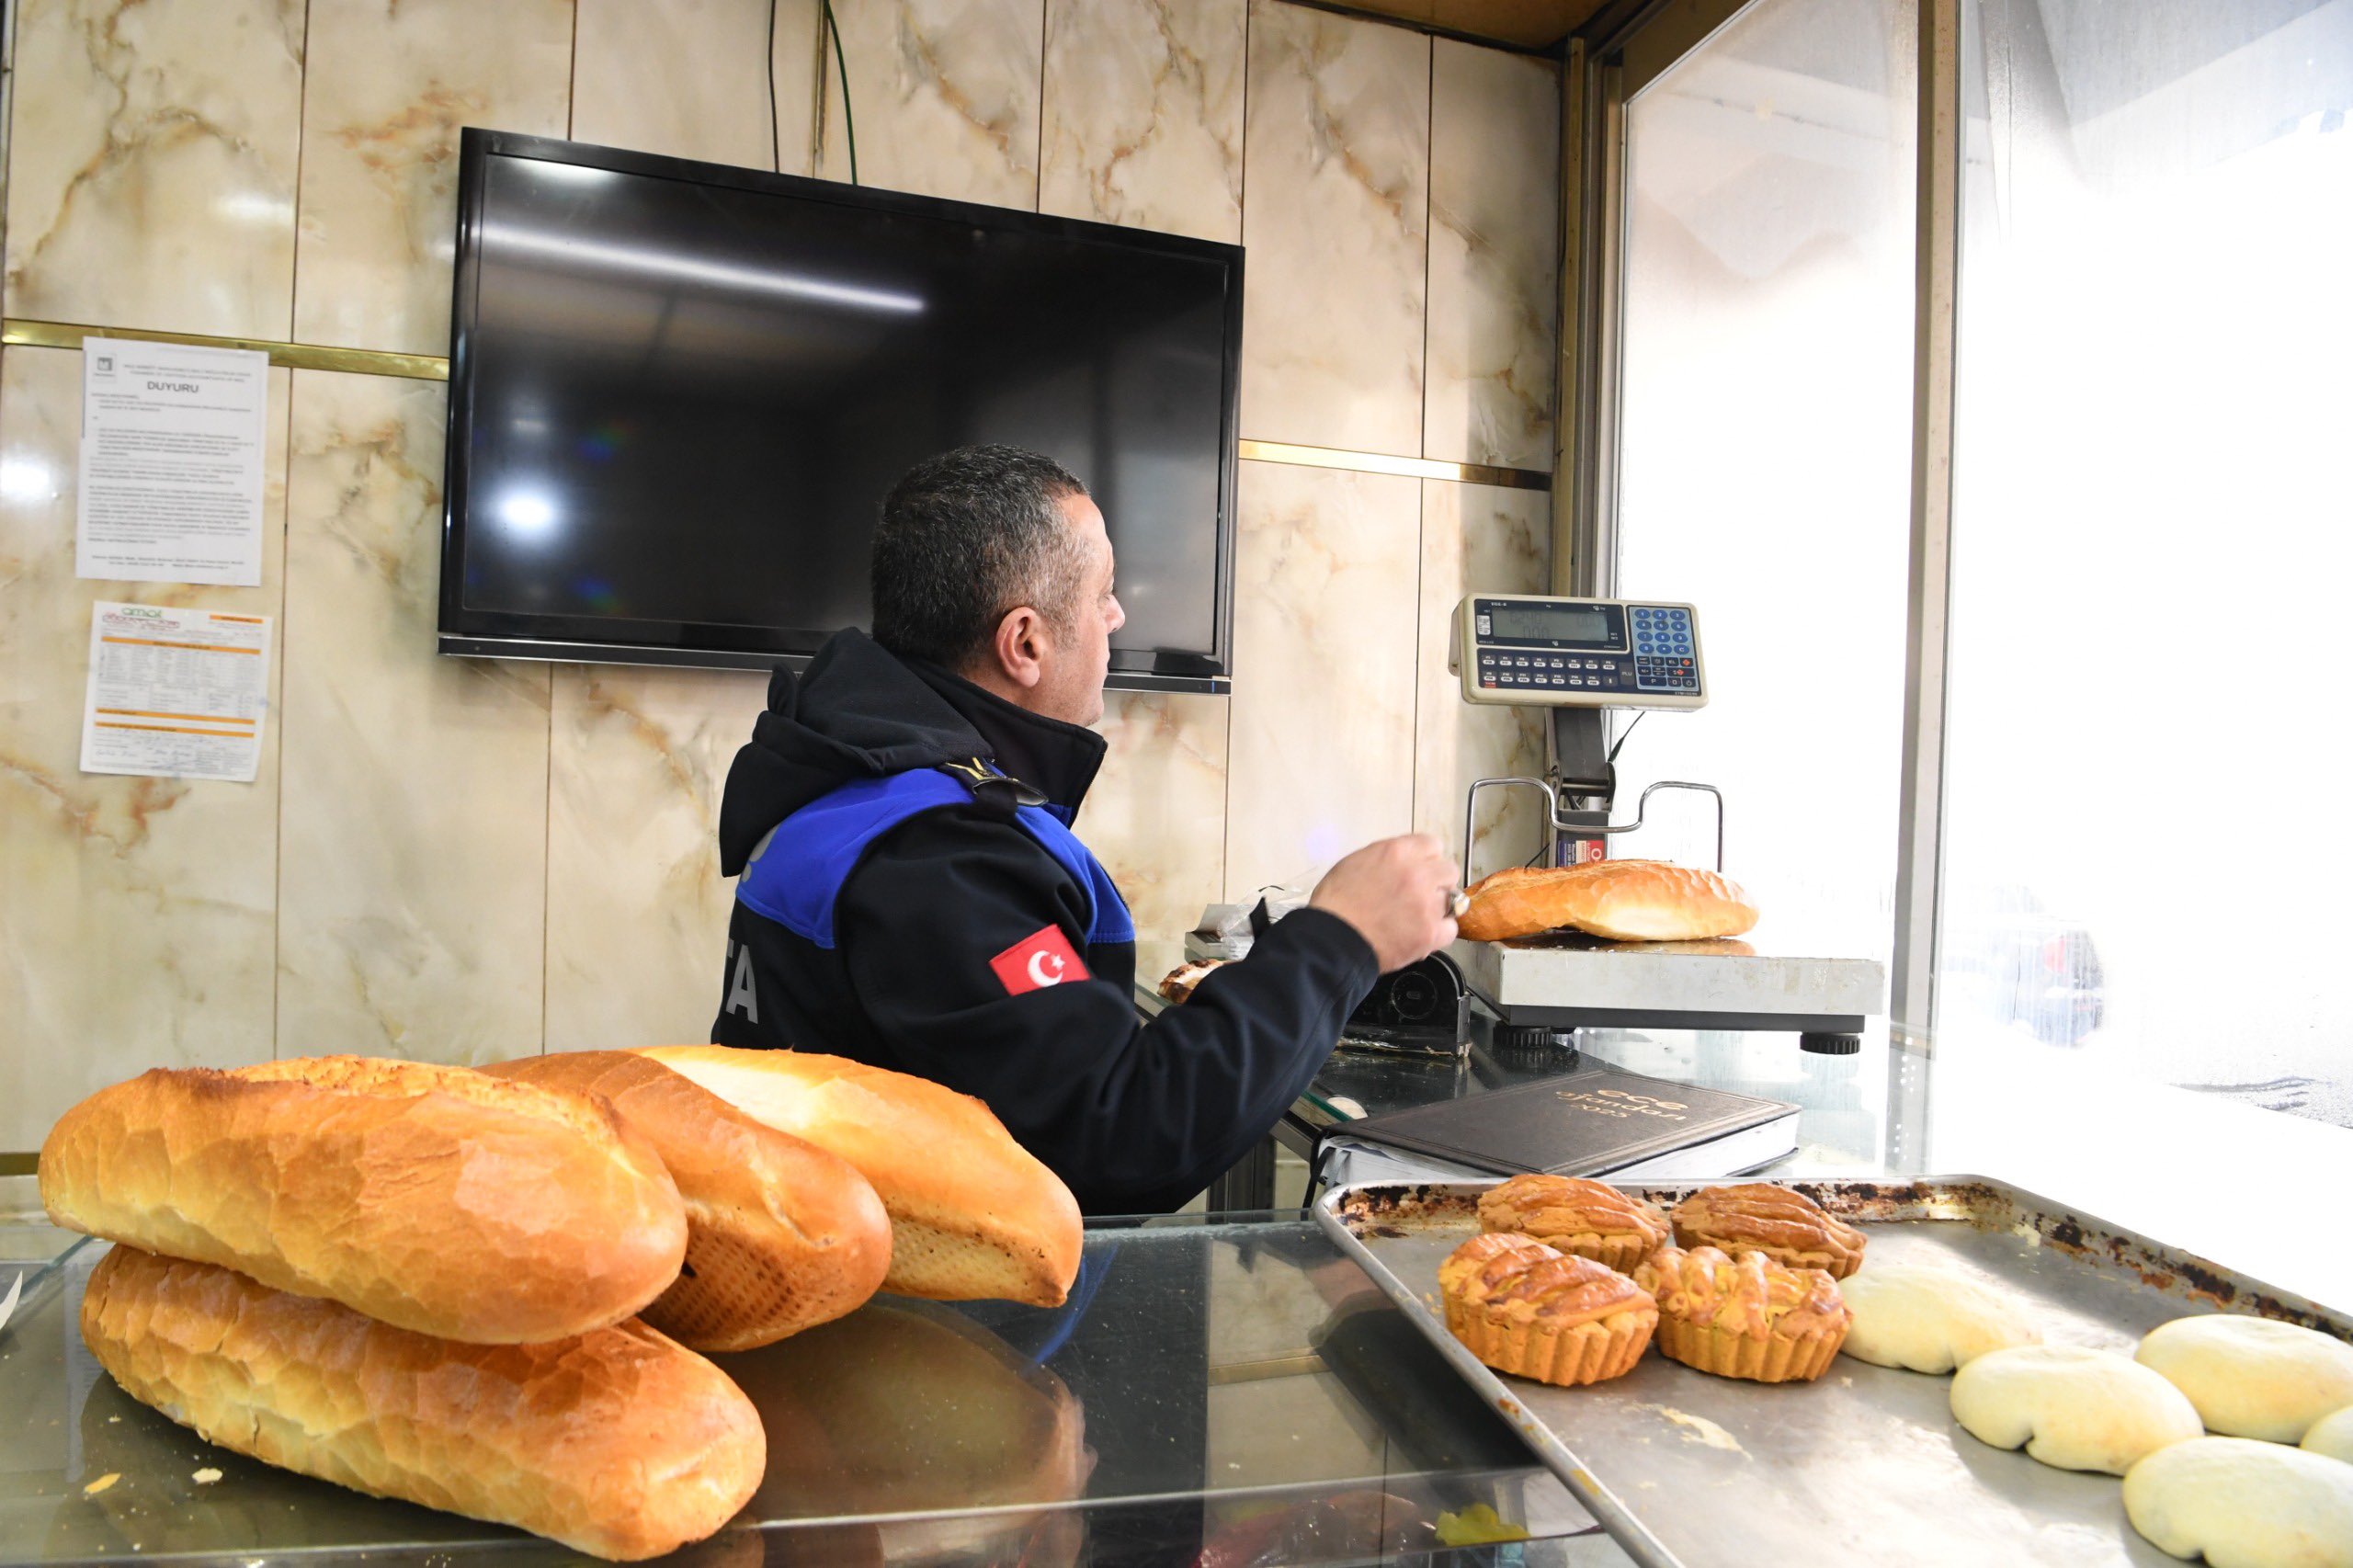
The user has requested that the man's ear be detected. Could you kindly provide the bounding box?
[988,605,1051,690]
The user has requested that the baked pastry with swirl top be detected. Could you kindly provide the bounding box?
[1438,1233,1658,1387]
[1633,1244,1853,1382]
[1669,1182,1867,1278]
[1478,1174,1672,1273]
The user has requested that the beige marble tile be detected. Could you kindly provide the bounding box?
[0,346,290,1153]
[1413,480,1549,881]
[1085,690,1229,980]
[572,0,775,168]
[1239,0,1429,456]
[814,0,1045,208]
[1222,460,1419,902]
[544,665,768,1051]
[276,369,551,1062]
[1040,0,1245,243]
[5,0,305,337]
[773,0,824,176]
[290,0,574,357]
[1426,40,1560,472]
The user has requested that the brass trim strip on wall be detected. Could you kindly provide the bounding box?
[1238,438,1552,491]
[2,318,451,381]
[3,322,1554,491]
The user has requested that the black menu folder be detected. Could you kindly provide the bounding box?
[1340,1066,1800,1181]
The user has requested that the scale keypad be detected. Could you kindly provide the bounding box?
[1630,605,1697,692]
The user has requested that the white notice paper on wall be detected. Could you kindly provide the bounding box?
[76,337,268,586]
[81,602,273,782]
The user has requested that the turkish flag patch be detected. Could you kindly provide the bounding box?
[989,924,1089,994]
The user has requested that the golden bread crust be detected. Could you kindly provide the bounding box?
[1457,860,1759,943]
[1634,1244,1853,1382]
[1670,1183,1868,1278]
[40,1057,688,1343]
[1478,1175,1671,1272]
[80,1245,764,1562]
[1438,1233,1658,1386]
[482,1051,892,1350]
[635,1046,1082,1307]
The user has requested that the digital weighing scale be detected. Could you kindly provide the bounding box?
[1439,593,1885,1055]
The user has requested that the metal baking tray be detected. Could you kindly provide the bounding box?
[1314,1176,2353,1568]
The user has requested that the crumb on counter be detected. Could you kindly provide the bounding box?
[191,1468,222,1485]
[84,1472,121,1495]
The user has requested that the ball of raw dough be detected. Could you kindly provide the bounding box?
[1950,1345,2203,1475]
[1839,1264,2041,1373]
[2124,1437,2353,1568]
[2137,1315,2353,1444]
[2304,1405,2353,1466]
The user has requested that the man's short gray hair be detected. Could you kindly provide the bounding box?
[870,445,1091,671]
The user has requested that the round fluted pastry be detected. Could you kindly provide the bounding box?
[1669,1183,1867,1279]
[2135,1314,2353,1444]
[1837,1263,2041,1373]
[1949,1345,2203,1475]
[1478,1175,1671,1273]
[2305,1404,2353,1465]
[1631,1244,1852,1383]
[1438,1233,1658,1388]
[2124,1437,2353,1568]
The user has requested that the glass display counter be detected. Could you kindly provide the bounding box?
[0,1179,1604,1567]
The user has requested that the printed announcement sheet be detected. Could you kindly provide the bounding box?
[76,337,269,586]
[80,602,273,782]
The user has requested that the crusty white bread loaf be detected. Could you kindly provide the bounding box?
[1457,860,1759,943]
[481,1051,892,1350]
[80,1244,764,1562]
[634,1047,1082,1308]
[40,1056,688,1343]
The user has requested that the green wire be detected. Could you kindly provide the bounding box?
[823,0,858,186]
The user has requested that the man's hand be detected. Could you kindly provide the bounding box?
[1308,834,1461,973]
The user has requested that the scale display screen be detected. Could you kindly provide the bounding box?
[1490,603,1612,644]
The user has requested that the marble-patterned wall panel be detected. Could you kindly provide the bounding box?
[1039,0,1245,243]
[814,0,1044,208]
[6,0,304,337]
[773,0,824,176]
[1086,690,1229,981]
[276,369,551,1062]
[544,665,768,1051]
[1223,460,1420,901]
[1240,1,1429,457]
[291,0,574,357]
[0,347,290,1152]
[573,0,775,168]
[1426,40,1560,471]
[1412,480,1548,881]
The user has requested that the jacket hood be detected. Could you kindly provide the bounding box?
[717,629,1108,875]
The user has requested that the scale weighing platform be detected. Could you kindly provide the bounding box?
[1438,593,1885,1052]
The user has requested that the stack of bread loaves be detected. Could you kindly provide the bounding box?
[40,1047,1084,1560]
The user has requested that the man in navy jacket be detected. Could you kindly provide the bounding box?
[711,445,1460,1215]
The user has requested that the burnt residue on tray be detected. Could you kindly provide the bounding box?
[1336,1183,1480,1234]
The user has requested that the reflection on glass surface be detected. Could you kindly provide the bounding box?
[0,1221,1584,1566]
[456,153,1235,666]
[1613,0,1918,961]
[1937,1,2353,1145]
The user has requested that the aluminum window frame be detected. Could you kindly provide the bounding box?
[1558,0,1963,1170]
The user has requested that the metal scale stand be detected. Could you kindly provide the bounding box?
[1445,595,1884,1056]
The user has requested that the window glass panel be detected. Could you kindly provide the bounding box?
[1615,0,1919,965]
[1934,0,2353,1267]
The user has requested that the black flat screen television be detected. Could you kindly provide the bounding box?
[440,129,1243,690]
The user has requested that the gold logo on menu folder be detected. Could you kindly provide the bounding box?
[1556,1087,1690,1122]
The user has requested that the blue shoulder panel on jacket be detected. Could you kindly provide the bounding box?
[736,769,1132,949]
